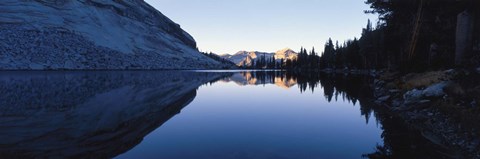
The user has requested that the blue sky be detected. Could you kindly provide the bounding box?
[145,0,377,54]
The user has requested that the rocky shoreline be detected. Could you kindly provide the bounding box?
[373,69,480,158]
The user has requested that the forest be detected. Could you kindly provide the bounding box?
[242,0,480,72]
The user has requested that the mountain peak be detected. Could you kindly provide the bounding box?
[277,48,294,52]
[274,48,298,60]
[221,48,298,66]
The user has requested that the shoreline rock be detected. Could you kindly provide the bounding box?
[373,69,480,158]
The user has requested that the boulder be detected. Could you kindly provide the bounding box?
[422,82,448,98]
[404,89,424,104]
[404,82,449,104]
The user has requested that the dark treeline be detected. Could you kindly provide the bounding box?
[242,47,321,70]
[248,55,279,69]
[325,0,480,72]
[276,21,380,71]
[243,0,480,72]
[332,0,480,72]
[360,0,480,71]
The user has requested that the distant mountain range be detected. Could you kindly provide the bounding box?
[220,48,298,66]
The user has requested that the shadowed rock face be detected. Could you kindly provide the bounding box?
[0,0,224,70]
[0,71,229,158]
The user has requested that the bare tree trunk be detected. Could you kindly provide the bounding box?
[455,10,475,66]
[475,10,480,54]
[429,43,438,67]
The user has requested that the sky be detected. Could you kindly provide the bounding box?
[145,0,377,55]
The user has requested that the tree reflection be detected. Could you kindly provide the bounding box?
[221,71,374,103]
[220,71,452,159]
[0,71,452,158]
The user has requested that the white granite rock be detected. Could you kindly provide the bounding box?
[0,0,225,70]
[422,82,448,98]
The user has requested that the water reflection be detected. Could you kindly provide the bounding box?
[213,71,451,159]
[0,71,230,158]
[218,71,378,130]
[0,71,449,158]
[219,71,374,104]
[221,71,297,88]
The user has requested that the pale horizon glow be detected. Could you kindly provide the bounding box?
[145,0,377,54]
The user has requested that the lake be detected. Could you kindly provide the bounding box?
[0,71,446,159]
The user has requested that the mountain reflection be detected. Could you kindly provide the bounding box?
[221,71,297,89]
[0,71,230,158]
[217,71,451,159]
[219,71,373,104]
[0,71,450,159]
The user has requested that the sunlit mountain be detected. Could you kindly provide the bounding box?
[220,48,298,66]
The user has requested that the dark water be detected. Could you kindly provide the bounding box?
[0,71,447,159]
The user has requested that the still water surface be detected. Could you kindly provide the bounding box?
[117,71,382,159]
[0,71,442,159]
